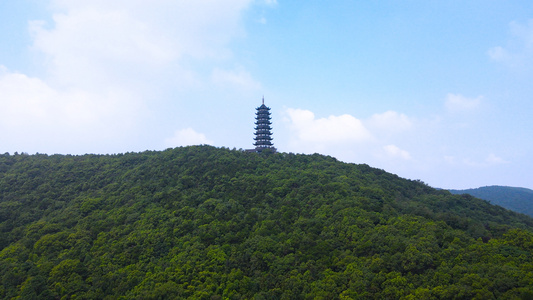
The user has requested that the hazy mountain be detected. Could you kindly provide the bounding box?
[449,186,533,217]
[1,146,532,298]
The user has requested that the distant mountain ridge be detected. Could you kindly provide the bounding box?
[449,185,533,217]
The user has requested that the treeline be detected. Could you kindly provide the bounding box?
[0,146,532,299]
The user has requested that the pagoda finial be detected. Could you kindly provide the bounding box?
[262,96,264,105]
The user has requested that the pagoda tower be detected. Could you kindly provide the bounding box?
[253,97,274,152]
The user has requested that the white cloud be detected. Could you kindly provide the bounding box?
[1,0,261,153]
[30,0,255,88]
[366,110,413,133]
[285,108,372,144]
[29,10,174,89]
[488,19,533,67]
[445,93,482,113]
[282,108,379,163]
[383,144,411,160]
[0,66,142,153]
[283,108,419,164]
[164,128,213,147]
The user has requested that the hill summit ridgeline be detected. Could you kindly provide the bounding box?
[1,146,533,299]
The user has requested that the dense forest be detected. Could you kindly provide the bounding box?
[450,186,533,217]
[1,146,532,299]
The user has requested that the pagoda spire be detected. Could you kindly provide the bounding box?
[253,97,274,152]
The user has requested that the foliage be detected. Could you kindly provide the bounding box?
[1,146,532,299]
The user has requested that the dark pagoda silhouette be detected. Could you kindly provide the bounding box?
[250,97,276,153]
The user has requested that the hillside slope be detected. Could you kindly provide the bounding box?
[1,146,532,299]
[450,186,533,217]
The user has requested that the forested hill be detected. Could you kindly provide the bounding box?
[1,146,533,299]
[449,186,533,217]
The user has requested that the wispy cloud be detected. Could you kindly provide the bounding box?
[445,93,482,113]
[485,153,509,165]
[262,0,278,6]
[211,67,262,90]
[366,110,413,134]
[488,19,533,67]
[445,153,509,167]
[383,144,412,160]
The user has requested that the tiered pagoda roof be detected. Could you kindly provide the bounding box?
[253,97,274,152]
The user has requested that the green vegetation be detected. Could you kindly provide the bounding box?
[1,146,532,299]
[450,186,533,217]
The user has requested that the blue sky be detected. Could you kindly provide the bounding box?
[1,1,532,189]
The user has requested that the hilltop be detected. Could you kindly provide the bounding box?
[1,146,532,299]
[450,186,533,217]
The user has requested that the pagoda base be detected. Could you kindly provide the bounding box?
[245,147,277,153]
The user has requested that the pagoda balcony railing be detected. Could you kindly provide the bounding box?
[254,137,273,141]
